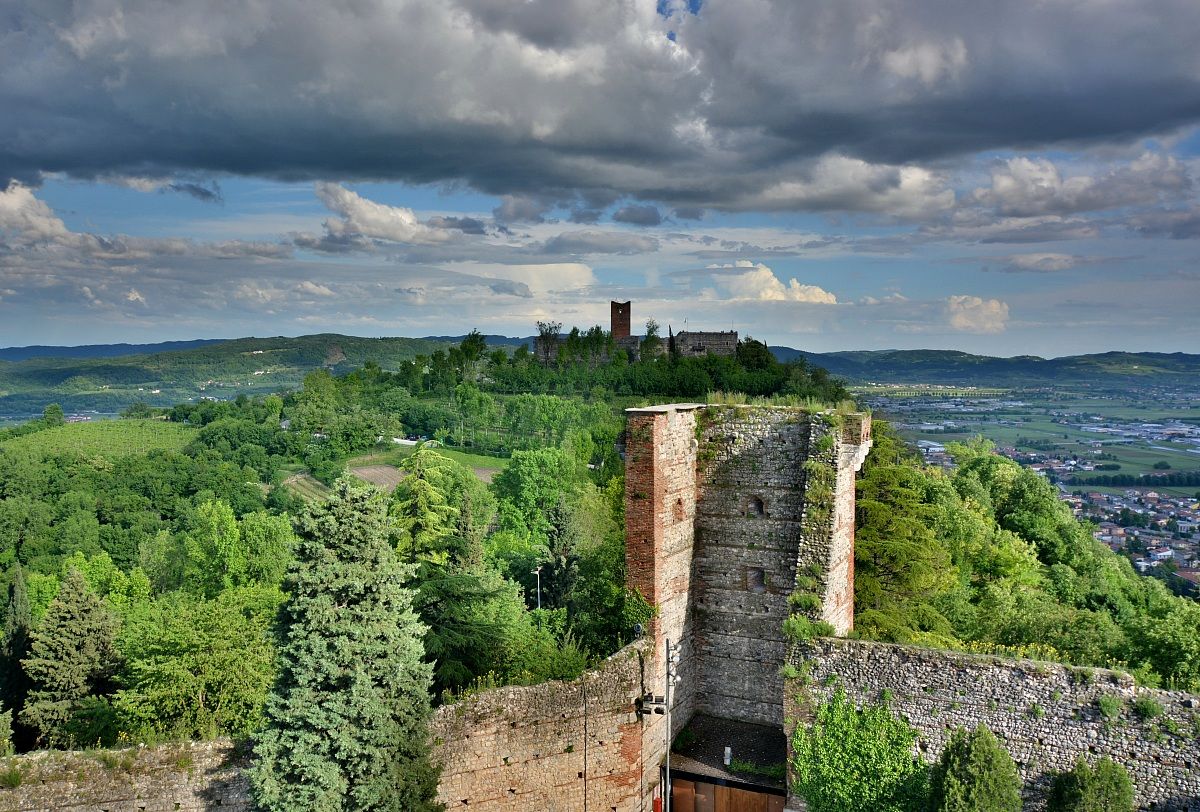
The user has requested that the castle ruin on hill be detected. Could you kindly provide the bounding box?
[535,300,738,364]
[3,404,1199,811]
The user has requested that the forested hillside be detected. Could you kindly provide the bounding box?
[0,324,1194,784]
[854,424,1200,690]
[0,328,842,754]
[0,334,453,414]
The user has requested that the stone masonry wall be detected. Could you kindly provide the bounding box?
[431,641,655,812]
[787,638,1200,811]
[0,740,250,812]
[0,644,662,812]
[690,406,870,727]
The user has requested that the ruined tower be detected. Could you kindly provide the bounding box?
[611,300,631,341]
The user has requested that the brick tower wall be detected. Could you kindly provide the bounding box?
[623,404,703,808]
[611,300,632,341]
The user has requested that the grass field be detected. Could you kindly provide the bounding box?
[0,419,195,458]
[347,446,508,479]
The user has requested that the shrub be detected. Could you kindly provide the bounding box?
[1047,757,1134,812]
[791,687,928,812]
[1131,696,1163,722]
[789,592,823,612]
[1096,694,1123,721]
[929,725,1022,812]
[783,615,835,642]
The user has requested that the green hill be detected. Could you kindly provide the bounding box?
[0,334,453,415]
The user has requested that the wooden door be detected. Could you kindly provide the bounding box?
[714,785,769,812]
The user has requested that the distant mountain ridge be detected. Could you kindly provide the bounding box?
[1,334,1193,418]
[770,347,1200,385]
[0,334,452,415]
[0,339,229,362]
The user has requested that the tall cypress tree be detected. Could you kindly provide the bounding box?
[1,565,32,750]
[20,569,119,748]
[250,479,441,812]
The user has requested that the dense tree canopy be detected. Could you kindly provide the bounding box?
[855,423,1200,689]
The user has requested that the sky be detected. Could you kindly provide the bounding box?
[2,0,1200,356]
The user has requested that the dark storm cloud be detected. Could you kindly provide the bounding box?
[612,204,664,226]
[426,216,489,235]
[4,0,1200,212]
[542,230,660,255]
[166,181,223,204]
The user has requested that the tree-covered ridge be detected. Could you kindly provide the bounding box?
[855,423,1200,689]
[0,334,661,752]
[0,334,454,414]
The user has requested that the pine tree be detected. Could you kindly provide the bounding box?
[930,725,1022,812]
[20,569,119,748]
[250,479,441,812]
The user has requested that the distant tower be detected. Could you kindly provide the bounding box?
[611,300,631,340]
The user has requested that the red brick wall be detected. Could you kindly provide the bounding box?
[611,300,632,341]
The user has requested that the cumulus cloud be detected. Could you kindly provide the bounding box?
[311,183,448,247]
[707,261,838,304]
[0,182,76,245]
[971,153,1191,218]
[0,182,286,259]
[945,295,1009,333]
[737,155,954,218]
[494,195,552,224]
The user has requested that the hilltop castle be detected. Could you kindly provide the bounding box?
[535,300,739,364]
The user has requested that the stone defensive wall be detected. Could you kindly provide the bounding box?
[0,740,250,812]
[624,403,871,737]
[430,640,663,812]
[786,638,1200,811]
[0,643,668,812]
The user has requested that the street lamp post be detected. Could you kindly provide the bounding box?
[665,638,681,812]
[638,639,682,812]
[531,566,542,610]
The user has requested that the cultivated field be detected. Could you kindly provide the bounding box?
[282,473,331,501]
[0,419,195,458]
[349,465,405,492]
